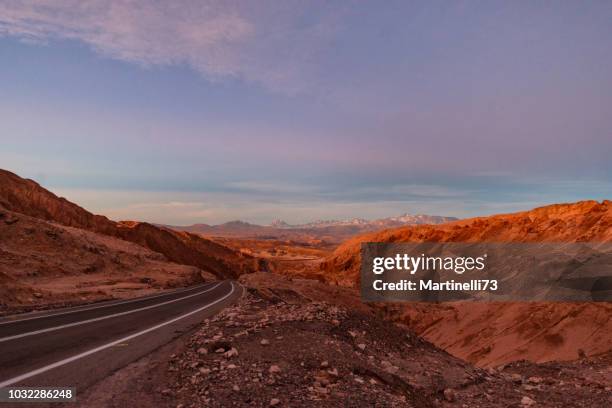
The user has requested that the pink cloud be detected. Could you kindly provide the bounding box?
[0,0,336,93]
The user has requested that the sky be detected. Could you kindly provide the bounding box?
[1,1,611,225]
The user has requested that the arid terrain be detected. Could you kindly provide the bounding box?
[1,168,610,406]
[213,237,332,280]
[321,200,612,366]
[0,169,256,314]
[3,1,612,405]
[78,274,612,407]
[0,169,261,280]
[0,206,209,314]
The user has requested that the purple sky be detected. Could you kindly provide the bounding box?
[1,1,611,225]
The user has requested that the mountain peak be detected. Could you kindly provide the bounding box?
[270,219,291,228]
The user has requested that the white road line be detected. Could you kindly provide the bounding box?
[0,282,223,343]
[0,282,236,388]
[0,283,215,326]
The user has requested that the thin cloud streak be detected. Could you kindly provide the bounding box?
[0,0,337,93]
[52,185,595,226]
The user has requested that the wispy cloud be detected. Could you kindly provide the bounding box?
[53,186,559,226]
[225,180,320,195]
[127,201,204,209]
[0,0,337,93]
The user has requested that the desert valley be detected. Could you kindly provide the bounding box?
[2,3,611,406]
[1,168,610,407]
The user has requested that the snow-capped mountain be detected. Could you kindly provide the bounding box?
[169,213,458,242]
[268,214,457,229]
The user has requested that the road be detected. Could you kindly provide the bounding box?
[0,280,239,398]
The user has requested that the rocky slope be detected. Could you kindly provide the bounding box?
[320,201,612,366]
[0,169,259,279]
[0,206,210,314]
[323,200,612,285]
[77,276,612,407]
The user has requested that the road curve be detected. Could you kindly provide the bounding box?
[0,280,240,394]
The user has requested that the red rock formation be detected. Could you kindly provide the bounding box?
[321,200,612,366]
[0,169,258,279]
[322,200,612,286]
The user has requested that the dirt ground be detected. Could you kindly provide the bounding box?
[79,277,612,407]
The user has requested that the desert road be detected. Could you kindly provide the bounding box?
[0,280,240,394]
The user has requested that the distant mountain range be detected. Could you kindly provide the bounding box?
[167,213,458,242]
[269,214,457,229]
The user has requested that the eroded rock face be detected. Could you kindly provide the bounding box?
[0,207,204,313]
[0,169,117,234]
[0,169,258,279]
[320,200,612,367]
[322,200,612,286]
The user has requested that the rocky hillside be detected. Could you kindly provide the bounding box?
[0,169,259,279]
[78,276,612,407]
[0,206,208,314]
[0,169,117,234]
[320,201,612,367]
[322,200,612,286]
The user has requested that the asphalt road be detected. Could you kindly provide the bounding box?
[0,280,240,399]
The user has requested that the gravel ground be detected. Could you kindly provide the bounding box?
[161,287,611,407]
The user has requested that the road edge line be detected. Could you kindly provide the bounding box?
[0,282,223,343]
[0,281,236,388]
[0,283,216,326]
